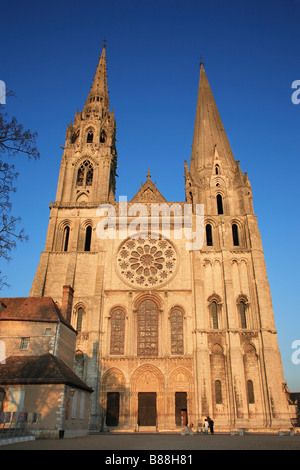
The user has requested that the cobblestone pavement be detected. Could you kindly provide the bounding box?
[1,433,300,451]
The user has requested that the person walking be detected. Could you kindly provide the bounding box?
[207,416,214,434]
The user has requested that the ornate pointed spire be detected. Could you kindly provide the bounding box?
[84,42,109,112]
[190,63,236,176]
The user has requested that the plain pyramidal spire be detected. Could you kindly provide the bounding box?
[190,62,236,175]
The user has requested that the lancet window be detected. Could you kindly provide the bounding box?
[137,300,158,356]
[110,309,125,355]
[232,223,240,246]
[217,194,224,214]
[62,226,70,252]
[170,309,184,355]
[84,225,92,251]
[206,224,213,246]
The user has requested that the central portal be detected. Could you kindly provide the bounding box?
[138,392,157,426]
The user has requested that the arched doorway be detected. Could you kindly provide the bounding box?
[131,364,164,430]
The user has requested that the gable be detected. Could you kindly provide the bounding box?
[130,170,167,203]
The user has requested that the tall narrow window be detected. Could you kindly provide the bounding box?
[215,380,222,404]
[215,165,219,175]
[100,130,106,143]
[170,309,184,355]
[217,194,224,214]
[211,301,219,329]
[137,300,158,356]
[77,168,84,186]
[63,226,70,252]
[86,167,93,186]
[84,226,92,252]
[87,131,93,143]
[239,301,247,329]
[232,224,240,246]
[206,224,213,246]
[247,380,255,404]
[110,309,125,355]
[76,307,84,332]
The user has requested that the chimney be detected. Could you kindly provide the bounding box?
[61,285,74,324]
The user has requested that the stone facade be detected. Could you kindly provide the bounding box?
[29,46,291,432]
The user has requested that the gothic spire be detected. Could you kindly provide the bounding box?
[189,63,236,176]
[84,42,109,112]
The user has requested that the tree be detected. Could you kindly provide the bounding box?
[0,91,40,288]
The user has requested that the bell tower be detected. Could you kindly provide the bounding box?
[30,43,118,297]
[55,42,117,206]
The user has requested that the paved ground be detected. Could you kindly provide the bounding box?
[1,432,300,451]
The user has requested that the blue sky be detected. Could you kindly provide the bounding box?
[1,0,300,390]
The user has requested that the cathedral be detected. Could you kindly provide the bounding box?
[29,44,291,432]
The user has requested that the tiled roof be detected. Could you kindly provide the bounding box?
[0,297,74,330]
[0,354,93,392]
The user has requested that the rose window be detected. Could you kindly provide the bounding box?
[116,236,178,289]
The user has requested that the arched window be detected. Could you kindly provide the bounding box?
[217,194,224,214]
[62,226,70,252]
[239,300,247,329]
[211,301,219,329]
[87,131,93,143]
[137,300,158,356]
[170,309,184,355]
[206,224,213,246]
[110,309,125,355]
[232,224,240,246]
[76,307,84,332]
[247,380,255,404]
[76,160,93,187]
[215,165,219,175]
[215,380,222,404]
[84,225,92,252]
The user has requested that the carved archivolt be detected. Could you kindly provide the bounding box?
[131,364,165,392]
[101,368,126,391]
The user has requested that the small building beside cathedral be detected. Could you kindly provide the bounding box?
[1,44,292,434]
